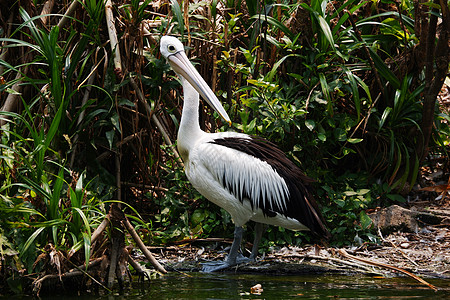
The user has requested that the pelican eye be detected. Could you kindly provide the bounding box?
[168,45,176,53]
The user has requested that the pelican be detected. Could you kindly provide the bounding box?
[160,36,329,272]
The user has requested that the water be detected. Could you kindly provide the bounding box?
[127,273,448,299]
[5,273,450,299]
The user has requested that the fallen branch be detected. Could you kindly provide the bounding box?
[277,252,378,274]
[122,216,167,274]
[168,237,233,245]
[338,249,438,291]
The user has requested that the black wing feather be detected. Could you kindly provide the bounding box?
[210,136,329,238]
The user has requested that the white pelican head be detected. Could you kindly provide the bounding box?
[160,36,231,125]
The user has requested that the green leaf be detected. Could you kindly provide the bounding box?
[319,73,332,114]
[305,119,316,131]
[6,88,22,95]
[20,227,45,258]
[266,54,301,82]
[357,189,370,195]
[347,138,363,144]
[317,14,336,50]
[251,15,294,40]
[110,114,121,132]
[334,199,346,207]
[359,211,372,230]
[386,193,406,202]
[82,232,91,269]
[367,47,400,89]
[318,133,327,142]
[379,107,392,130]
[49,167,65,220]
[169,0,184,35]
[344,190,357,196]
[344,68,360,120]
[334,128,347,141]
[106,130,115,149]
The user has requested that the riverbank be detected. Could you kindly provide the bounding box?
[148,201,450,289]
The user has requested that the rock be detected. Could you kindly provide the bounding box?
[368,205,443,234]
[400,242,410,249]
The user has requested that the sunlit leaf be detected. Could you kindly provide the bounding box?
[305,119,316,131]
[359,211,372,230]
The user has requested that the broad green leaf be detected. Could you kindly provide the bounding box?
[318,133,327,141]
[317,14,336,50]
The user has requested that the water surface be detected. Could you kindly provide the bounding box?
[6,272,450,299]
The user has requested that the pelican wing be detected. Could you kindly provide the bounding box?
[194,136,290,216]
[194,135,328,237]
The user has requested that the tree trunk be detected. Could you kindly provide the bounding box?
[417,0,450,161]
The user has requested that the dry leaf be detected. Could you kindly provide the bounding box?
[250,283,263,295]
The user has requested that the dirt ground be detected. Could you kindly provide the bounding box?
[145,194,450,292]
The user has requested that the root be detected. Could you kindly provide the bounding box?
[31,203,166,296]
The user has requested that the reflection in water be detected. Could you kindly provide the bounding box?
[119,272,449,299]
[3,273,449,299]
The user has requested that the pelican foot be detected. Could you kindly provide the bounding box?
[201,260,233,272]
[201,254,254,272]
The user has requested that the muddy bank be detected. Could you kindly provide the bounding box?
[149,203,450,283]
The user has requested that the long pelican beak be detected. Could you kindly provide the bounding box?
[167,51,231,125]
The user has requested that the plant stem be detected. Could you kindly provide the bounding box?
[105,0,123,78]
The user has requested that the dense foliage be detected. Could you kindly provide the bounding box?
[0,0,449,293]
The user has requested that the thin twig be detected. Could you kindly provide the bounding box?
[346,10,384,95]
[32,257,110,296]
[70,65,97,168]
[338,249,438,291]
[274,252,378,274]
[376,227,419,267]
[129,76,184,168]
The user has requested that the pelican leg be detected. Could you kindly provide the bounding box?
[249,223,266,260]
[201,226,245,272]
